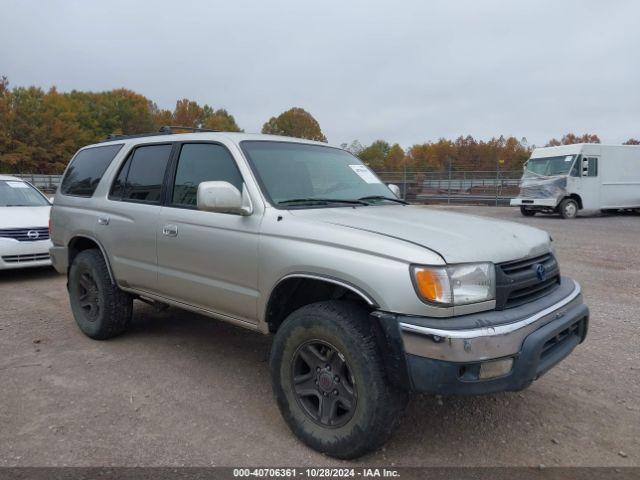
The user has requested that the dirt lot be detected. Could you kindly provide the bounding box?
[1,206,638,467]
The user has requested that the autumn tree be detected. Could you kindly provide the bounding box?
[0,77,12,168]
[623,138,640,145]
[262,107,327,142]
[402,136,531,173]
[0,77,243,173]
[546,133,601,146]
[168,99,242,132]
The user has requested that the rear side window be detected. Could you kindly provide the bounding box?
[60,144,123,197]
[109,144,172,204]
[171,143,243,207]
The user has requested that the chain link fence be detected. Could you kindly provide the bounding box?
[375,170,523,205]
[8,170,525,205]
[11,174,63,193]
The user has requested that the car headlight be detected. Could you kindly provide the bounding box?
[411,263,495,306]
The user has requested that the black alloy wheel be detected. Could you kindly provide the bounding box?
[76,270,101,321]
[291,340,357,428]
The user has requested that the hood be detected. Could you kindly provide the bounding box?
[290,205,551,264]
[0,206,51,229]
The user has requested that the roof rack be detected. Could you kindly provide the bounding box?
[103,125,219,142]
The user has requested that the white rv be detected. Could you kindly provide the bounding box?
[511,144,640,218]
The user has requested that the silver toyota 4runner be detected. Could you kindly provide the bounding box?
[50,130,589,459]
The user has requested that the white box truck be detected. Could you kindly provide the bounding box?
[510,144,640,218]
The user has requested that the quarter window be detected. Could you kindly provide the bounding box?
[110,144,172,204]
[171,143,243,207]
[61,144,123,197]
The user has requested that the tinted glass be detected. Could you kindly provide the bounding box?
[122,144,172,203]
[241,141,391,206]
[60,144,123,196]
[171,143,243,207]
[109,156,132,200]
[0,180,50,207]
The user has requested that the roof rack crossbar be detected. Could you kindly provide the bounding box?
[160,125,219,133]
[102,125,219,142]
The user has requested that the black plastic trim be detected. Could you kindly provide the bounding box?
[406,302,589,394]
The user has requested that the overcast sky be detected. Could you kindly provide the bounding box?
[2,0,639,147]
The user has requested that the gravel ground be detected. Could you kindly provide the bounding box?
[0,206,638,467]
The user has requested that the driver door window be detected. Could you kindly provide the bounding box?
[171,143,244,208]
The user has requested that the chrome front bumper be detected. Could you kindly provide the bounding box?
[399,281,584,363]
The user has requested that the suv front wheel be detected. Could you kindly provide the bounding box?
[68,249,133,340]
[270,300,407,459]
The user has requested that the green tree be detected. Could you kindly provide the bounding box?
[358,140,390,171]
[262,107,327,142]
[384,143,406,171]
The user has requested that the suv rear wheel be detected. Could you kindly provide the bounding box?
[270,300,407,459]
[68,249,133,340]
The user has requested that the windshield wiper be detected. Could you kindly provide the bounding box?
[358,195,409,205]
[277,198,369,206]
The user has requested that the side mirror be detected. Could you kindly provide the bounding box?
[48,197,54,204]
[387,184,401,197]
[197,181,253,216]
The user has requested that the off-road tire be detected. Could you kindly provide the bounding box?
[559,198,579,219]
[520,206,536,217]
[68,249,133,340]
[270,300,407,459]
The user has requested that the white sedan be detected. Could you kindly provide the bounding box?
[0,175,53,270]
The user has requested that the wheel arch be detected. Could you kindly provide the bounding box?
[68,235,115,284]
[566,194,583,209]
[265,273,379,333]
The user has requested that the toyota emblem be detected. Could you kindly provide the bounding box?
[534,263,546,281]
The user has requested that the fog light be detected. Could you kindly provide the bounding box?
[479,358,513,380]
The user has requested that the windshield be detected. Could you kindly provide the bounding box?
[0,180,50,207]
[241,141,396,207]
[526,155,576,176]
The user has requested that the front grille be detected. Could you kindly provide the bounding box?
[2,253,50,263]
[0,227,49,242]
[520,185,550,199]
[496,253,560,309]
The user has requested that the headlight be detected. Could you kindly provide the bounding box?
[411,263,495,306]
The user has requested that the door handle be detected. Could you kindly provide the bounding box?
[162,224,178,237]
[97,216,110,226]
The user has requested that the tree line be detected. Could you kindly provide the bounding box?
[1,76,638,174]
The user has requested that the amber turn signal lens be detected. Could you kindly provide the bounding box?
[413,267,450,304]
